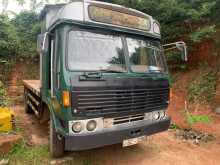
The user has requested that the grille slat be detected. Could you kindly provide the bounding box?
[84,105,167,116]
[77,93,166,101]
[78,96,166,106]
[77,90,168,98]
[72,87,169,117]
[77,98,165,108]
[75,88,168,93]
[78,102,166,112]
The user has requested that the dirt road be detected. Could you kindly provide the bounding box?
[9,104,220,165]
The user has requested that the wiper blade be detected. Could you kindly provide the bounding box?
[99,69,126,73]
[82,71,102,78]
[149,70,161,73]
[79,71,104,81]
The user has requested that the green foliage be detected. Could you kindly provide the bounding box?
[185,111,212,125]
[0,11,40,58]
[0,15,19,58]
[186,1,216,21]
[0,80,8,107]
[166,51,183,62]
[0,0,219,60]
[12,11,41,57]
[190,25,216,43]
[99,0,219,41]
[211,0,220,23]
[169,123,180,130]
[5,140,49,164]
[188,71,217,103]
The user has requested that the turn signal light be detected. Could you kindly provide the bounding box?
[63,90,70,107]
[169,88,173,99]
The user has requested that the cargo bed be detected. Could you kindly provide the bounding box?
[23,80,41,116]
[23,80,41,97]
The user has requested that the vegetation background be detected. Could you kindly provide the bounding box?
[0,0,219,59]
[0,0,219,106]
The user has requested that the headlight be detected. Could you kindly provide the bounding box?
[153,111,160,120]
[87,120,97,131]
[153,22,160,34]
[72,122,83,133]
[160,111,166,119]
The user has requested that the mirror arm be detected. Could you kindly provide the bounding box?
[163,46,178,51]
[163,41,188,62]
[163,41,186,48]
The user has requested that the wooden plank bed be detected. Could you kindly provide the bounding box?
[23,80,41,97]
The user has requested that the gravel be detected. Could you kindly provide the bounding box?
[175,129,215,144]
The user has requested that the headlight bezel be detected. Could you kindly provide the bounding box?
[72,121,83,133]
[153,21,161,34]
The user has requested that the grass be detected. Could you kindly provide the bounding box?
[1,138,98,165]
[185,111,212,125]
[1,139,50,165]
[169,123,180,130]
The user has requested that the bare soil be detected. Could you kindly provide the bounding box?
[0,134,22,155]
[4,60,220,164]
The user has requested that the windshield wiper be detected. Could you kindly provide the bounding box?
[147,70,164,75]
[99,69,126,73]
[79,69,125,81]
[79,71,104,81]
[83,71,102,77]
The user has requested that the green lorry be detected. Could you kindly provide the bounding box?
[23,0,187,157]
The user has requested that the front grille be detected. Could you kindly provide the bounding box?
[113,114,145,125]
[72,87,169,117]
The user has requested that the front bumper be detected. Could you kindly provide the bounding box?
[65,117,171,151]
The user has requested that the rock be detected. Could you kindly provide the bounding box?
[175,128,215,144]
[50,157,74,165]
[0,159,9,165]
[215,107,220,114]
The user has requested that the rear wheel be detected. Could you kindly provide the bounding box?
[49,116,65,158]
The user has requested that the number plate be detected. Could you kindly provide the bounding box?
[123,136,146,147]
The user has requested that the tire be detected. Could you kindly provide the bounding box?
[24,89,33,114]
[50,116,65,158]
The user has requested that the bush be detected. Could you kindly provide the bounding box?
[12,11,41,57]
[188,71,217,103]
[190,25,216,43]
[0,80,8,107]
[0,15,19,58]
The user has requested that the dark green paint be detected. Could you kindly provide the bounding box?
[41,22,170,136]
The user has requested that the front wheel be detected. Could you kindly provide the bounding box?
[49,117,64,158]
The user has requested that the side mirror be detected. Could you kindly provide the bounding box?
[37,32,49,53]
[163,41,188,61]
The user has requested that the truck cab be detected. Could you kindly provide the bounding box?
[23,0,187,157]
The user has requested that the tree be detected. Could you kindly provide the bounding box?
[12,11,41,56]
[98,0,218,41]
[0,15,19,58]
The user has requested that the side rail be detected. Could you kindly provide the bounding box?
[23,80,41,118]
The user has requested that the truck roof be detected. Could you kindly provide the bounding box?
[40,0,160,38]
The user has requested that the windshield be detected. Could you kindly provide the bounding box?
[127,37,167,73]
[67,30,167,73]
[67,31,127,72]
